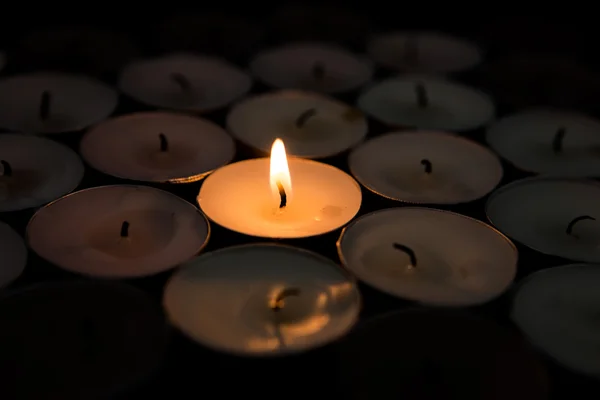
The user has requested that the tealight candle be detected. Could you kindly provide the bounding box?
[487,109,600,177]
[0,134,84,212]
[338,309,548,399]
[0,281,167,399]
[0,72,118,134]
[512,264,600,378]
[366,31,483,74]
[118,53,252,113]
[163,243,360,356]
[486,177,600,262]
[349,131,503,204]
[27,185,210,278]
[337,207,517,306]
[0,222,27,288]
[199,139,361,238]
[227,91,368,158]
[250,43,373,94]
[81,112,235,183]
[358,75,495,131]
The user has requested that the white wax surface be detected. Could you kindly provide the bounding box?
[512,264,600,377]
[118,53,252,113]
[0,134,84,212]
[81,112,235,183]
[250,43,373,94]
[27,185,210,278]
[227,91,368,158]
[358,75,495,131]
[338,207,517,306]
[163,244,360,356]
[487,109,600,176]
[198,158,362,238]
[486,178,600,262]
[349,131,503,204]
[0,73,118,134]
[367,31,483,73]
[0,222,27,288]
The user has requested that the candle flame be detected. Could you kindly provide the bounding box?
[270,138,292,206]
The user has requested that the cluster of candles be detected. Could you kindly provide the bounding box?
[1,26,599,397]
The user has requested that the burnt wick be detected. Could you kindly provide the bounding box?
[170,72,192,92]
[566,215,595,237]
[421,159,432,174]
[120,221,130,238]
[39,90,51,121]
[552,127,567,154]
[295,108,318,128]
[393,242,417,267]
[415,82,428,108]
[312,62,326,81]
[271,287,301,312]
[277,181,287,208]
[0,160,12,177]
[159,133,169,152]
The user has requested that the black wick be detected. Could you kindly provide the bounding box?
[415,82,429,108]
[404,36,419,64]
[421,159,432,174]
[39,90,51,121]
[552,127,567,154]
[80,318,96,360]
[0,160,12,177]
[271,288,301,312]
[296,108,318,128]
[159,133,169,152]
[120,221,130,238]
[277,181,287,208]
[312,62,326,81]
[393,243,417,267]
[170,72,192,92]
[566,215,595,237]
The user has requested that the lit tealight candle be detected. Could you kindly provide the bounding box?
[487,109,600,177]
[0,222,27,288]
[0,281,167,399]
[198,139,361,238]
[486,177,600,262]
[118,53,252,113]
[0,134,84,212]
[80,112,235,183]
[163,244,360,356]
[512,264,600,378]
[0,72,118,134]
[358,75,495,131]
[337,207,517,306]
[349,131,503,204]
[250,42,373,94]
[27,185,210,278]
[366,31,483,74]
[227,91,368,159]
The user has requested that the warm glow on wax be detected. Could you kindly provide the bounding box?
[270,138,293,207]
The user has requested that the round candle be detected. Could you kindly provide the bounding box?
[486,177,600,262]
[198,139,361,238]
[227,91,368,159]
[250,43,373,94]
[349,131,503,204]
[487,109,600,177]
[118,53,252,113]
[0,281,167,399]
[337,207,517,306]
[512,264,600,378]
[81,112,235,183]
[358,75,495,131]
[27,185,210,278]
[366,31,483,74]
[0,72,118,134]
[0,134,84,212]
[163,244,360,356]
[0,222,27,288]
[338,309,548,399]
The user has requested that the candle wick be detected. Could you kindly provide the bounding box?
[39,90,51,121]
[120,221,130,238]
[0,160,12,177]
[159,133,169,152]
[312,62,326,81]
[295,108,318,128]
[271,287,301,312]
[553,127,567,154]
[393,242,417,268]
[170,72,192,93]
[566,215,595,237]
[421,159,432,174]
[415,82,428,108]
[276,181,287,208]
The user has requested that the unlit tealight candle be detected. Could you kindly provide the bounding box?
[81,112,235,183]
[27,185,210,278]
[163,244,360,356]
[337,207,517,306]
[0,222,27,288]
[349,131,503,204]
